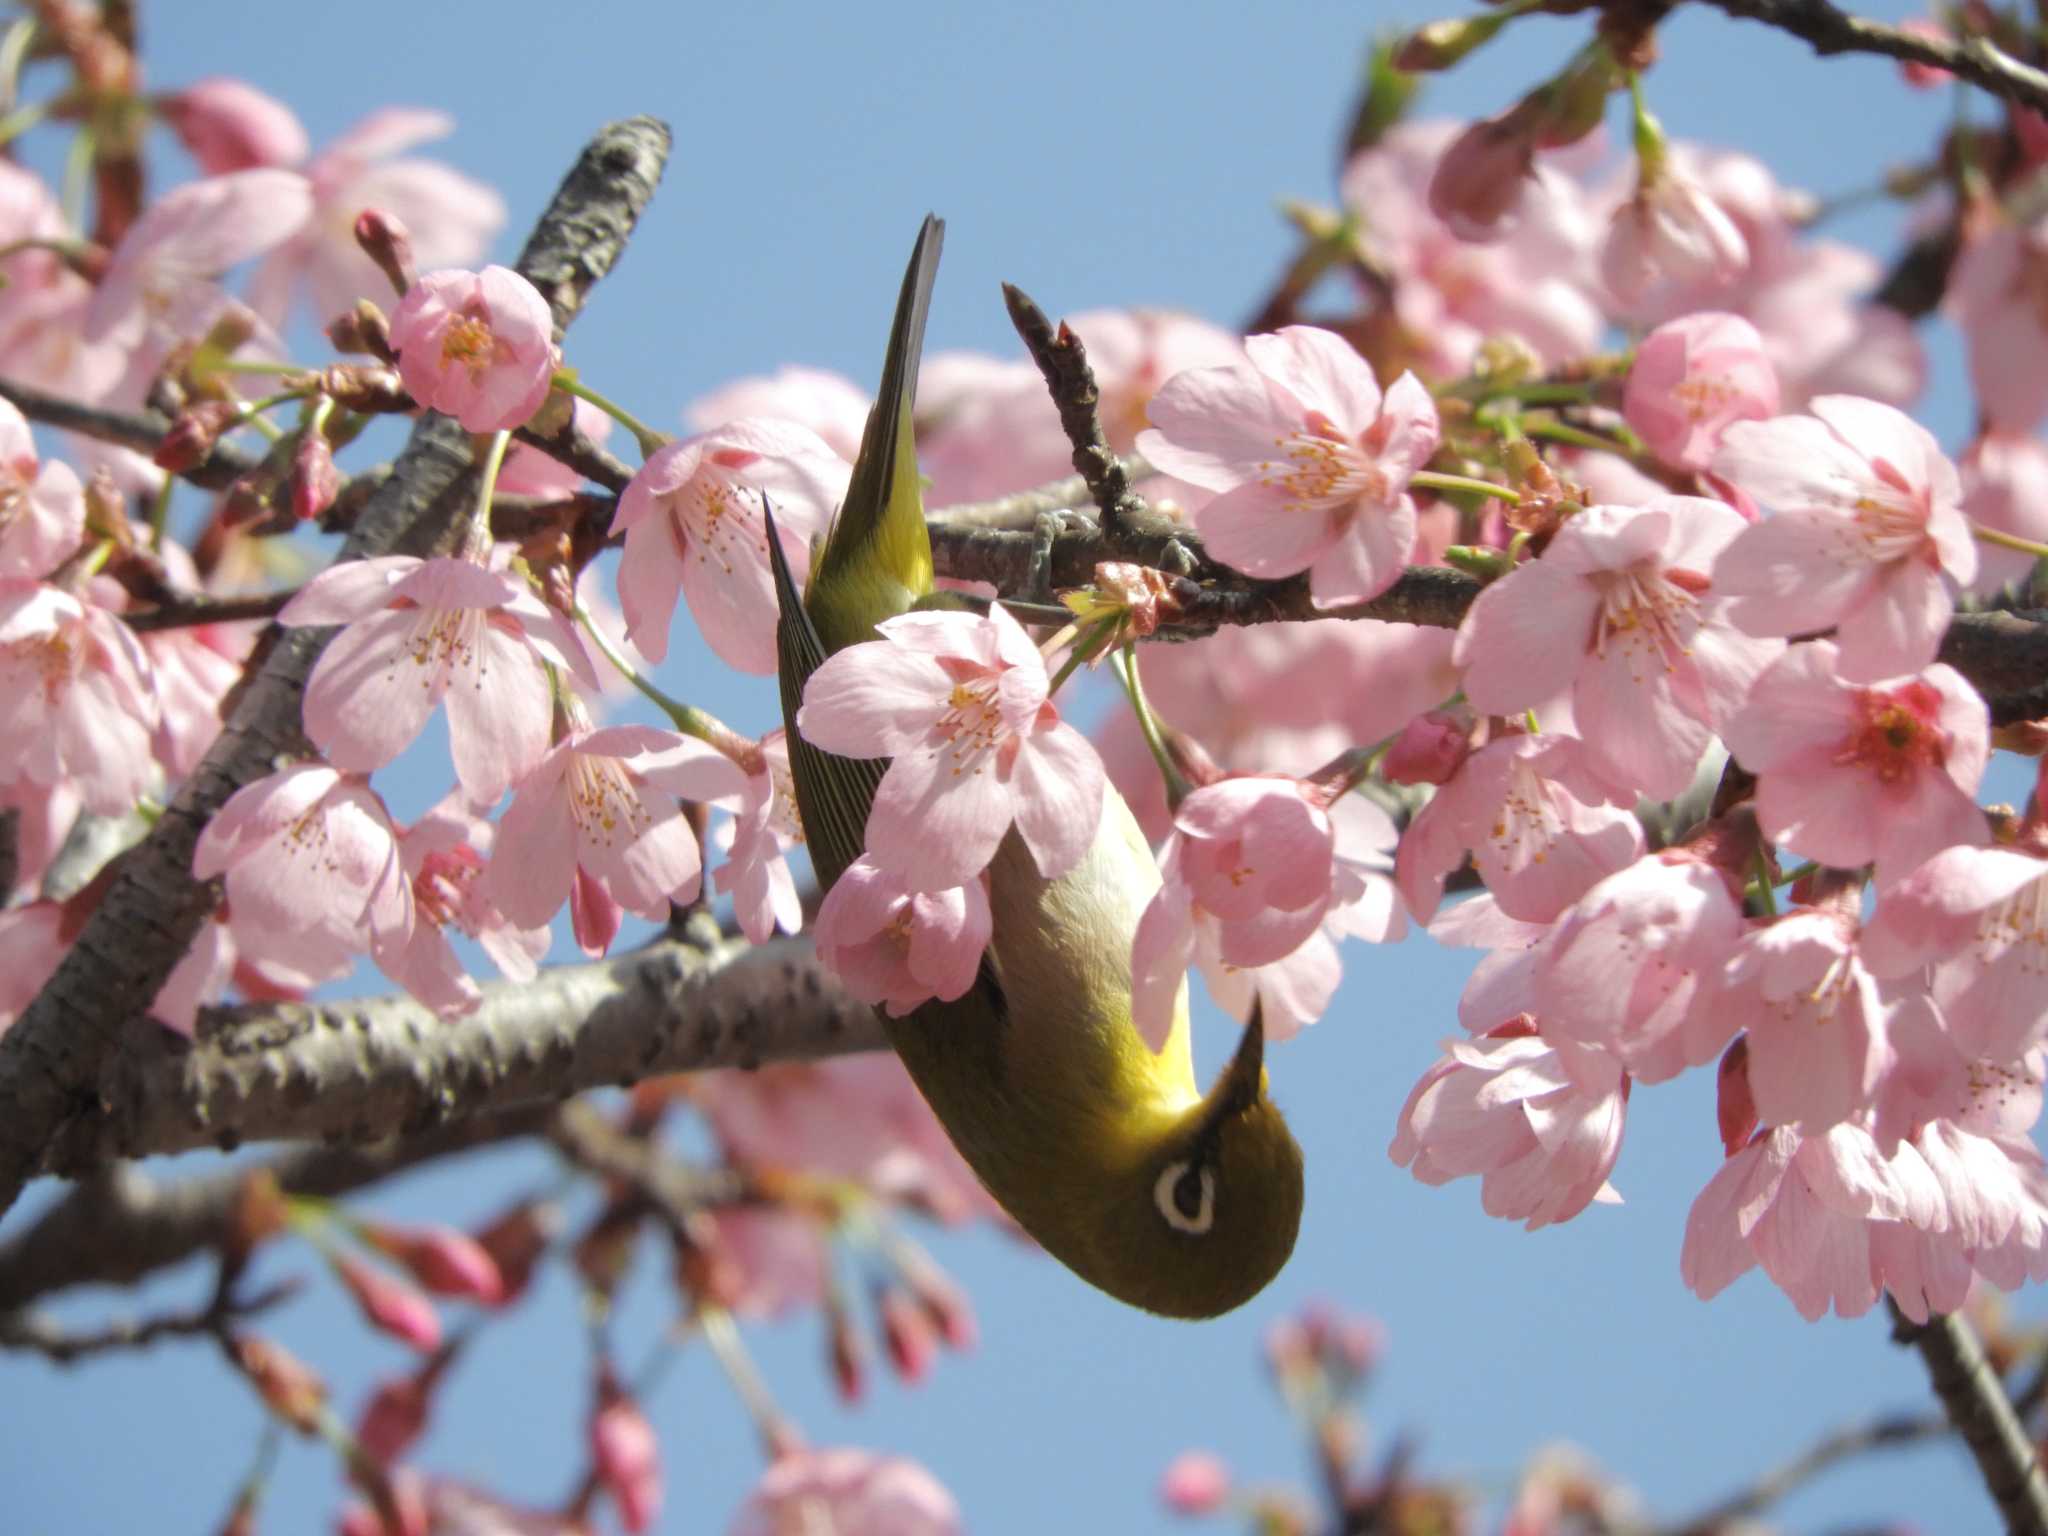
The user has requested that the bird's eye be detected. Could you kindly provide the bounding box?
[1153,1159,1216,1235]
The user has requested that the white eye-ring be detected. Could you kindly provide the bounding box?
[1154,1160,1216,1235]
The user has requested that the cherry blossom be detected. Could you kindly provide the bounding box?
[1600,157,1748,306]
[1137,325,1439,607]
[376,796,550,1015]
[1681,1122,1946,1320]
[1389,1021,1628,1231]
[159,78,309,174]
[1340,121,1605,375]
[192,764,410,975]
[610,419,848,673]
[1720,641,1987,878]
[687,363,870,462]
[389,265,558,433]
[1959,430,2048,595]
[1535,850,1751,1085]
[1863,843,2048,1064]
[84,167,311,357]
[1724,908,1891,1133]
[813,854,992,1018]
[281,551,591,806]
[1138,792,1403,1046]
[1711,396,1976,682]
[1458,499,1782,799]
[486,723,745,956]
[1395,732,1643,925]
[727,1448,962,1536]
[711,729,803,945]
[1946,214,2048,434]
[1622,312,1779,475]
[247,107,505,328]
[0,580,159,815]
[0,398,83,578]
[695,1053,999,1224]
[797,603,1105,892]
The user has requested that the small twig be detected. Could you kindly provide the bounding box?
[0,1277,298,1364]
[1660,1410,1947,1535]
[120,587,298,634]
[547,1101,754,1232]
[1001,282,1148,543]
[0,378,260,490]
[1694,0,2048,118]
[1888,1299,2048,1536]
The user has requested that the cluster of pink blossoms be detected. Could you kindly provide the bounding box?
[706,114,2048,1328]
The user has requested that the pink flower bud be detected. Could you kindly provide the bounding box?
[1428,114,1536,241]
[362,1222,507,1305]
[592,1378,663,1534]
[1623,313,1778,474]
[877,1286,939,1385]
[334,1254,442,1353]
[355,208,418,297]
[290,430,340,521]
[1160,1451,1232,1516]
[231,1334,325,1434]
[1382,710,1472,786]
[155,400,240,473]
[356,1374,431,1467]
[1896,20,1953,89]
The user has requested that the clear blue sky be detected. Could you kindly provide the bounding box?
[1,1,2020,1532]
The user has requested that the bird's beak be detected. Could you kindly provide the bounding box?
[1201,1002,1267,1134]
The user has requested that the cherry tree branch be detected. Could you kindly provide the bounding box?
[0,1108,553,1311]
[0,376,261,489]
[33,930,883,1177]
[0,114,675,1225]
[1658,1409,1948,1535]
[1888,1299,2048,1536]
[0,1278,298,1364]
[1002,282,1147,542]
[1693,0,2048,117]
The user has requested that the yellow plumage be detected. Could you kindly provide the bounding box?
[770,217,1302,1318]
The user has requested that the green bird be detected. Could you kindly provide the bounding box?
[770,216,1303,1319]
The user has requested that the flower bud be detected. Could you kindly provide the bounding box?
[155,400,242,473]
[592,1374,662,1535]
[224,1167,289,1266]
[327,300,396,363]
[1159,1451,1232,1517]
[876,1285,937,1385]
[1382,711,1473,786]
[290,429,340,522]
[334,1253,442,1353]
[472,1199,558,1305]
[361,1222,506,1305]
[231,1334,326,1435]
[355,208,418,298]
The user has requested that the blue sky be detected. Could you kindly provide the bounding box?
[0,1,2024,1532]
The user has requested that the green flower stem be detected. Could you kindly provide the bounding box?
[1411,470,1520,504]
[559,375,667,460]
[1751,843,1779,919]
[1045,615,1118,699]
[1521,418,1634,456]
[569,600,757,768]
[1114,642,1191,809]
[698,1306,790,1451]
[146,470,174,551]
[1973,522,2048,561]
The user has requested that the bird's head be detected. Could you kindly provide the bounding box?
[1083,1007,1305,1320]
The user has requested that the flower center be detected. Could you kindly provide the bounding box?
[414,844,484,931]
[439,311,499,379]
[1589,563,1698,675]
[1834,681,1947,783]
[933,680,1004,774]
[567,753,652,848]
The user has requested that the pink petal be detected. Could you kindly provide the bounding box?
[1008,722,1105,882]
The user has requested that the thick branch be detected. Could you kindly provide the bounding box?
[37,933,883,1174]
[1889,1299,2048,1536]
[0,115,674,1224]
[1694,0,2048,117]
